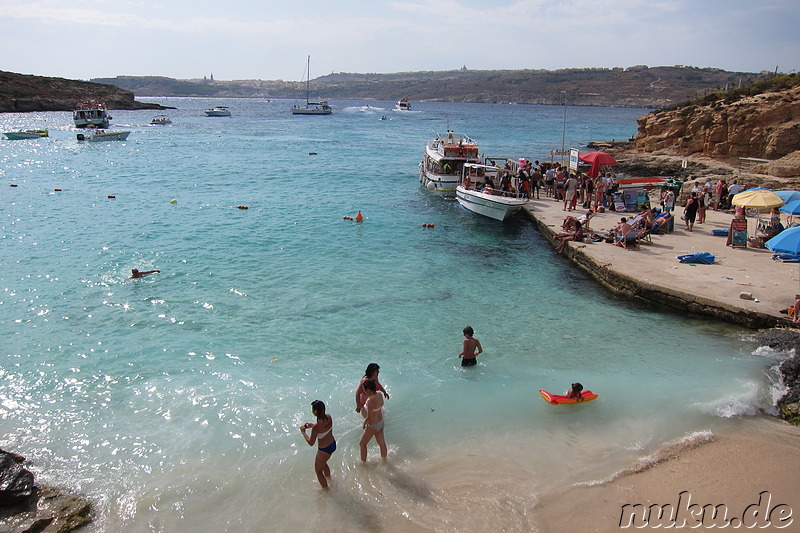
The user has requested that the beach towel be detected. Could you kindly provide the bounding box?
[677,252,715,264]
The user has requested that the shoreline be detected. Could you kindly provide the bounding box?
[521,195,798,329]
[533,415,800,531]
[521,187,800,530]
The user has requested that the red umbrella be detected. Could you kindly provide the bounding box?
[579,151,617,178]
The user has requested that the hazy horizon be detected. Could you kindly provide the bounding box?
[2,0,798,82]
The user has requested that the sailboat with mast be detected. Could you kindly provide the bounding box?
[291,56,332,115]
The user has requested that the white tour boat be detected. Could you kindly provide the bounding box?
[395,98,411,111]
[76,130,131,142]
[73,101,111,128]
[205,106,231,117]
[455,161,526,221]
[419,131,480,196]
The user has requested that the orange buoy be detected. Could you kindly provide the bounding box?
[237,205,248,209]
[422,224,428,227]
[107,195,115,198]
[355,211,363,222]
[429,224,435,228]
[54,188,62,192]
[10,184,18,187]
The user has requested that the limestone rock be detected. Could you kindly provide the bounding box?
[752,150,800,178]
[0,451,34,505]
[634,75,800,175]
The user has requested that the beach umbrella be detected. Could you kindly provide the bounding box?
[780,200,800,215]
[579,151,617,178]
[766,227,800,255]
[775,190,800,203]
[730,189,785,209]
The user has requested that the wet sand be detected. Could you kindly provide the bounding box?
[533,416,800,531]
[523,194,800,531]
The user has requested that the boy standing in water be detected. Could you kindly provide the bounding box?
[458,326,483,367]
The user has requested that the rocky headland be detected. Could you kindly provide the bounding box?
[631,73,800,181]
[0,70,170,113]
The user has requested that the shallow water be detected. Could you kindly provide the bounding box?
[0,99,786,531]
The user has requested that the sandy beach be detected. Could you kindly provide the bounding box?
[533,416,800,531]
[522,193,800,531]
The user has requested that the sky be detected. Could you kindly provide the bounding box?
[1,0,798,81]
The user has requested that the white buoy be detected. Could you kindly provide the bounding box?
[426,181,437,191]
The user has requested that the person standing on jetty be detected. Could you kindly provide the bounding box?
[300,400,336,489]
[355,363,389,418]
[563,173,578,211]
[458,326,483,367]
[683,193,699,232]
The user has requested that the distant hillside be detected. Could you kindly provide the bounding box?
[95,66,768,108]
[0,70,169,112]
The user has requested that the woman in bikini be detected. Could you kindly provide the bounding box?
[300,399,335,489]
[355,363,389,418]
[359,379,387,463]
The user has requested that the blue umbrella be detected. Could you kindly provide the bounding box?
[766,226,800,254]
[780,200,800,215]
[775,190,800,203]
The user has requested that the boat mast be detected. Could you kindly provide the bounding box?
[306,55,311,105]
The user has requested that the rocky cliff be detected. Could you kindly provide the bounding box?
[0,70,169,112]
[635,74,800,177]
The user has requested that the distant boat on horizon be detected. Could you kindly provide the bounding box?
[205,106,231,117]
[292,56,332,116]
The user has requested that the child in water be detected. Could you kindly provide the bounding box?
[458,326,483,367]
[566,382,584,401]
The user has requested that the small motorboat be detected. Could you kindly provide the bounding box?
[396,98,411,111]
[77,130,131,142]
[150,116,172,125]
[205,106,231,117]
[3,129,49,140]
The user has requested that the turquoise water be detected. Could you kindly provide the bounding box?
[0,99,784,531]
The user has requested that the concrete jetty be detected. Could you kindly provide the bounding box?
[522,196,798,329]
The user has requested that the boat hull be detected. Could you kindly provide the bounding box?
[292,106,332,115]
[4,130,47,140]
[205,111,231,117]
[456,186,525,221]
[77,131,131,142]
[420,168,460,196]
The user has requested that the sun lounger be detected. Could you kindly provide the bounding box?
[677,252,715,264]
[616,228,642,250]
